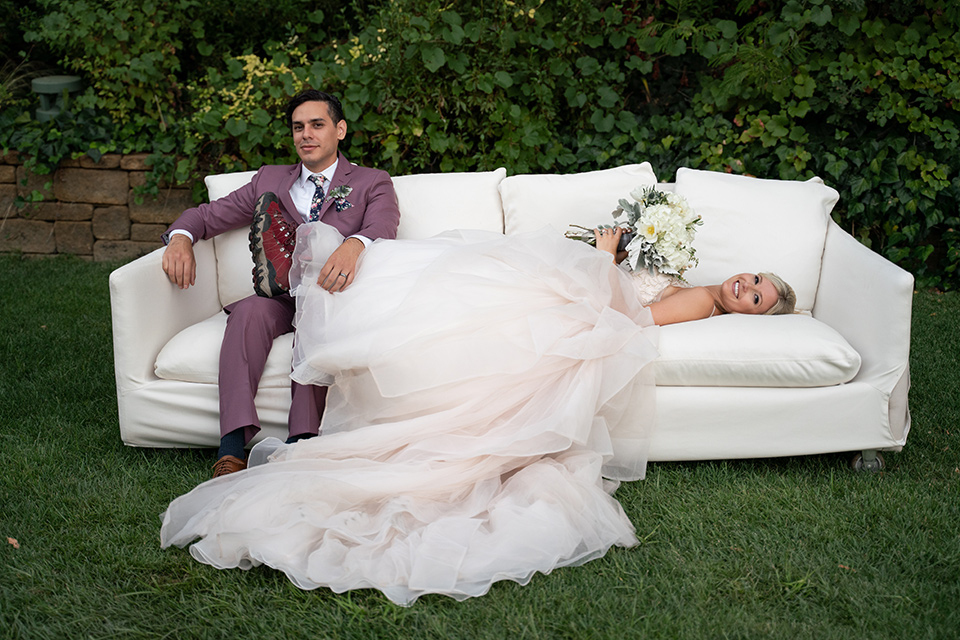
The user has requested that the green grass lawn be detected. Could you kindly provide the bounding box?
[1,254,957,639]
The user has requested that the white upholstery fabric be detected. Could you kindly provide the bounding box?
[675,168,839,312]
[155,312,294,387]
[650,382,896,461]
[654,313,860,387]
[393,168,507,239]
[204,170,258,201]
[202,172,260,307]
[214,227,255,308]
[499,163,658,236]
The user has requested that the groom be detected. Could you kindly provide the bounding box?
[161,90,401,477]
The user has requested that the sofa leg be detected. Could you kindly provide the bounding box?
[850,450,885,472]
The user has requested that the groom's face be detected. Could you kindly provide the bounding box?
[292,101,347,173]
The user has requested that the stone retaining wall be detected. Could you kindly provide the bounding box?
[0,152,199,261]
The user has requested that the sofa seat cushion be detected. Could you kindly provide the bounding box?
[155,312,294,387]
[654,313,860,387]
[156,310,860,391]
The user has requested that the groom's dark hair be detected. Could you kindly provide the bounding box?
[285,90,345,127]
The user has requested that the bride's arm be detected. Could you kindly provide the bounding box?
[647,287,717,325]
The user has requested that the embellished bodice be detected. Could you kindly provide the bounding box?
[626,268,691,306]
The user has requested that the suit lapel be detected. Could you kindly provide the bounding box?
[279,164,302,227]
[318,154,354,221]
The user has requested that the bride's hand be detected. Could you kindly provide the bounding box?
[595,227,622,259]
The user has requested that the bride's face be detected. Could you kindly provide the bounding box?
[719,273,779,315]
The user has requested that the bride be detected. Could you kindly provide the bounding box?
[160,221,796,606]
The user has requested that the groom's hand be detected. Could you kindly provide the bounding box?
[162,234,197,289]
[318,237,364,293]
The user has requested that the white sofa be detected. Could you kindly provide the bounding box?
[109,163,913,467]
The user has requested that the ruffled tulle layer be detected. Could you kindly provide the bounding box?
[160,224,661,606]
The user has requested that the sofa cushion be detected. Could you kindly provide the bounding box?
[654,313,860,387]
[393,168,507,239]
[155,312,294,388]
[674,168,839,312]
[499,163,658,236]
[155,309,860,390]
[205,170,258,201]
[203,172,261,307]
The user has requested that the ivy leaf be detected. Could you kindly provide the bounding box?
[225,119,247,136]
[837,15,859,36]
[442,25,465,45]
[716,19,737,39]
[597,86,619,109]
[824,154,849,179]
[421,45,446,72]
[549,58,570,76]
[441,10,462,26]
[494,71,514,88]
[850,175,871,196]
[477,74,494,94]
[768,23,795,46]
[590,110,615,132]
[576,56,600,76]
[788,100,811,117]
[809,5,832,27]
[793,75,816,99]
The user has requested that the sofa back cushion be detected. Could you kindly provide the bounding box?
[393,168,506,238]
[204,172,259,307]
[674,168,839,312]
[499,163,658,236]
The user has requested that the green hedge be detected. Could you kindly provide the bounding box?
[3,0,959,287]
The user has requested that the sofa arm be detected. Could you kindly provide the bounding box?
[813,220,914,393]
[109,240,221,393]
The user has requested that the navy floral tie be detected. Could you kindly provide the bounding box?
[308,174,326,222]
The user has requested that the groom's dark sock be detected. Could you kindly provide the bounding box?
[218,428,247,460]
[285,433,317,445]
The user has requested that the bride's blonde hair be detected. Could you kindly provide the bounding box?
[760,272,797,315]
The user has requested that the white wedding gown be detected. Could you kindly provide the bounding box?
[160,223,677,606]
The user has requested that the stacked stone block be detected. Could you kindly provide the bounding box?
[0,152,197,261]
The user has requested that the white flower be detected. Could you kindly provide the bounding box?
[639,219,658,242]
[565,184,701,277]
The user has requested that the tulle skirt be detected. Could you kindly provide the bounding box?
[160,223,661,606]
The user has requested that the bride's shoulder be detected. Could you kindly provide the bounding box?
[647,286,717,326]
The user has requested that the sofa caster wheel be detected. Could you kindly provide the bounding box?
[851,451,885,472]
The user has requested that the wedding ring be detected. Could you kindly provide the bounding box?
[337,273,347,279]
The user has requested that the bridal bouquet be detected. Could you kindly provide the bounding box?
[566,186,702,277]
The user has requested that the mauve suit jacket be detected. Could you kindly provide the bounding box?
[164,155,400,244]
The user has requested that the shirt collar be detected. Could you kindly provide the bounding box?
[299,157,339,188]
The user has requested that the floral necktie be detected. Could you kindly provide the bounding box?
[307,174,326,222]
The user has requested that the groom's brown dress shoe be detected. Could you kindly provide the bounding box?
[212,455,247,478]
